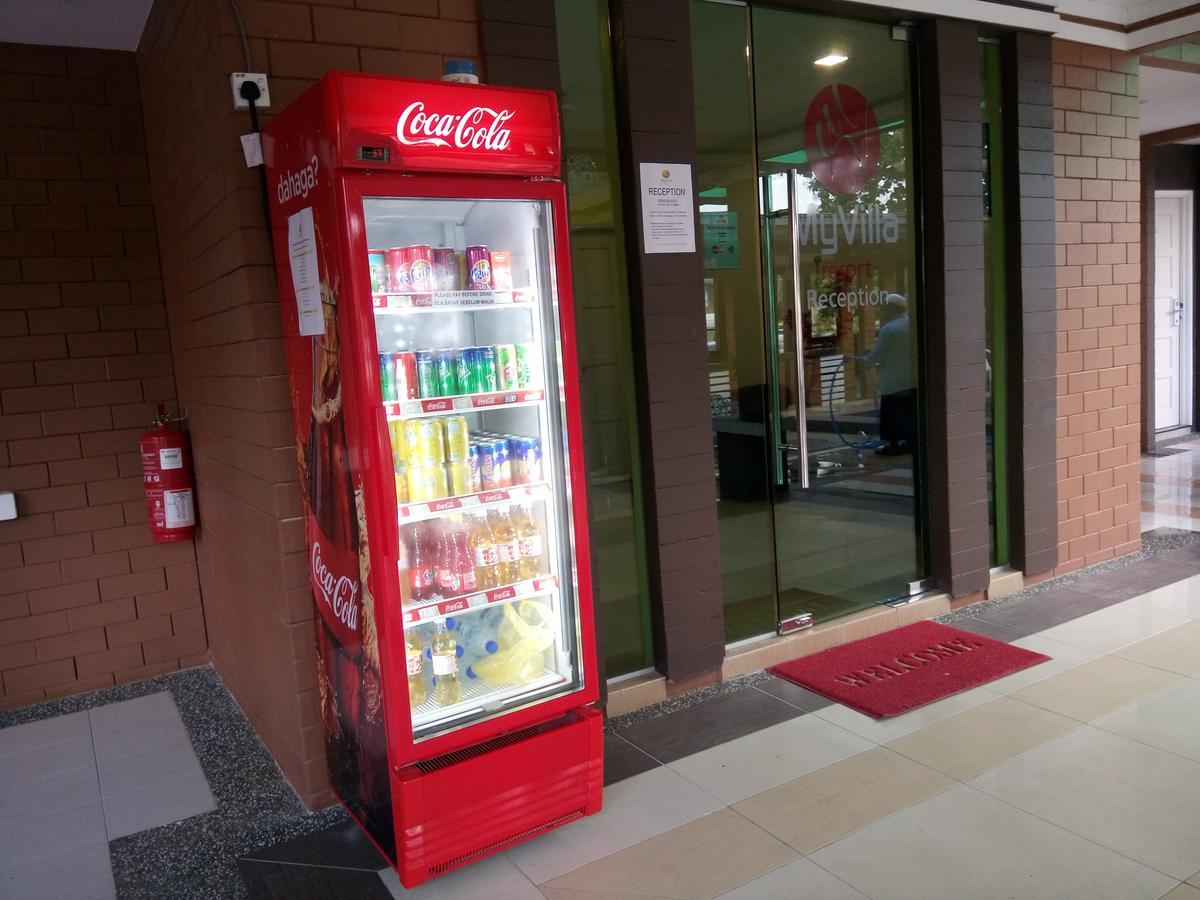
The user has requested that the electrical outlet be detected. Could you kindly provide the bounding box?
[231,73,271,110]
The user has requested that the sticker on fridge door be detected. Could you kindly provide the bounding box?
[640,163,696,254]
[164,489,195,528]
[287,206,325,336]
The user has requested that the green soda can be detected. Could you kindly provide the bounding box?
[415,350,436,398]
[434,349,458,396]
[475,347,499,393]
[514,343,536,389]
[454,349,478,395]
[494,344,518,391]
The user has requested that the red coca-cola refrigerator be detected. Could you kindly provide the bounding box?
[262,73,603,887]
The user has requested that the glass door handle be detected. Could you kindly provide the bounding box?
[788,168,810,489]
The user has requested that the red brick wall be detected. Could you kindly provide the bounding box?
[0,43,203,709]
[1053,40,1142,574]
[136,0,480,808]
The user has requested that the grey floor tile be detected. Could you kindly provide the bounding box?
[753,675,834,711]
[0,763,100,821]
[0,735,96,790]
[98,738,206,797]
[0,841,115,900]
[0,711,90,759]
[950,616,1029,642]
[87,692,178,735]
[0,801,107,872]
[971,588,1123,634]
[102,771,216,839]
[602,731,660,786]
[90,704,189,764]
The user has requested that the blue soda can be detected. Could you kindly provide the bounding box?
[467,443,483,493]
[478,441,497,489]
[517,436,543,484]
[492,438,512,488]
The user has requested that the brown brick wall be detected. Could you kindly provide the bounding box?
[0,43,203,710]
[1053,40,1142,574]
[136,0,480,808]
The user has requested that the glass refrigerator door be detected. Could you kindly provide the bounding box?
[363,196,583,742]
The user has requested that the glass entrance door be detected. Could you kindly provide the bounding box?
[755,8,925,626]
[693,1,927,641]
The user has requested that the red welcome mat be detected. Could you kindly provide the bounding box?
[767,621,1051,718]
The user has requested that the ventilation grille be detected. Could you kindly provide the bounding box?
[428,809,585,876]
[415,715,571,773]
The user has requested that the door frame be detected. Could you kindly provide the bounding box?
[1153,190,1194,433]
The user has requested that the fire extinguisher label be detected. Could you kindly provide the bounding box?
[159,447,184,470]
[164,489,195,528]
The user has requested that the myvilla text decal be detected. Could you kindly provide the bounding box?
[396,101,514,151]
[312,540,359,632]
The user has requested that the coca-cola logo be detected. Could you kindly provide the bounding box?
[396,101,514,151]
[804,84,880,196]
[312,541,359,632]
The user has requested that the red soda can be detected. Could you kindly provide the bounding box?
[465,245,492,291]
[408,245,435,292]
[432,248,458,291]
[385,247,409,293]
[392,352,418,400]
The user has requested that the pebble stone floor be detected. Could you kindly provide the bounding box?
[3,440,1200,899]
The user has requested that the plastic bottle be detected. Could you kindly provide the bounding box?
[405,629,426,707]
[490,507,521,584]
[441,59,480,84]
[468,514,500,589]
[450,523,478,594]
[514,505,546,581]
[407,524,436,601]
[451,608,501,678]
[434,522,457,597]
[430,621,462,706]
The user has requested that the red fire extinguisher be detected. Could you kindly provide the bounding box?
[140,404,196,543]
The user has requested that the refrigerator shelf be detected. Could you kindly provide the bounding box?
[403,575,559,624]
[411,668,567,733]
[372,288,534,310]
[385,389,544,418]
[397,482,550,523]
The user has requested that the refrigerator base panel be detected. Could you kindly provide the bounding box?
[390,705,604,888]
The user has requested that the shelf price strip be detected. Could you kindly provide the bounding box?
[372,288,533,310]
[385,389,544,418]
[396,483,550,523]
[403,575,559,624]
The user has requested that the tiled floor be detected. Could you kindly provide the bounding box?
[1142,437,1200,532]
[0,692,215,899]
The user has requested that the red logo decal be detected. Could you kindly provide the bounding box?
[804,84,880,195]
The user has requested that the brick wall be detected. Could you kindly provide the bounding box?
[0,43,203,709]
[136,0,480,808]
[1053,40,1142,574]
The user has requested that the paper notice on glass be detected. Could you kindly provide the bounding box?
[288,206,324,336]
[639,163,696,254]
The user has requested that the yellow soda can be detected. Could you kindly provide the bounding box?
[446,461,471,496]
[394,466,409,503]
[407,465,447,502]
[443,416,470,463]
[389,420,406,469]
[415,419,446,468]
[402,420,421,466]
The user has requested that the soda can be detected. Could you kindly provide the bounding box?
[492,438,512,488]
[378,353,396,401]
[443,416,470,463]
[478,441,498,490]
[489,250,513,292]
[474,347,498,393]
[414,419,446,468]
[367,249,387,293]
[467,443,483,493]
[514,343,536,389]
[385,247,410,293]
[446,461,471,496]
[454,349,478,395]
[408,244,435,292]
[393,351,419,400]
[395,469,409,504]
[434,350,458,397]
[466,245,492,291]
[407,466,447,502]
[519,436,543,483]
[388,420,407,469]
[432,247,458,292]
[494,344,519,391]
[415,350,437,398]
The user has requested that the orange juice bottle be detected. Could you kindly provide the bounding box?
[514,504,546,580]
[469,514,500,589]
[489,507,520,584]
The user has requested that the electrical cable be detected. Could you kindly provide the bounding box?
[826,356,887,453]
[240,81,273,244]
[227,0,253,70]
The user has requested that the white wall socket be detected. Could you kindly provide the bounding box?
[231,73,271,110]
[0,491,16,522]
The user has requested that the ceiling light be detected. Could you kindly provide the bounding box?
[815,54,848,67]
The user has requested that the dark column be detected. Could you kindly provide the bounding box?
[610,0,724,682]
[479,0,560,91]
[1003,32,1059,576]
[919,20,991,596]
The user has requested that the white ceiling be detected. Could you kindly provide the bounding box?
[1140,63,1200,136]
[0,0,154,52]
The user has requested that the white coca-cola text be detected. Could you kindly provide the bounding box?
[396,101,514,151]
[311,541,359,632]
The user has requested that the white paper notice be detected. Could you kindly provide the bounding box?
[639,163,696,254]
[287,206,324,336]
[240,132,263,167]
